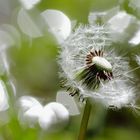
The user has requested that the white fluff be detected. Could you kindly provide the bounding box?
[58,20,134,109]
[88,80,135,108]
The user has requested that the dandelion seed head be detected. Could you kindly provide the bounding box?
[58,23,132,108]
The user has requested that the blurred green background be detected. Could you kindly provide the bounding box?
[0,0,140,140]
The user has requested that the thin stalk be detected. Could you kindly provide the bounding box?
[78,99,92,140]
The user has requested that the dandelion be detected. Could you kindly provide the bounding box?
[58,24,138,139]
[58,24,132,105]
[17,8,138,139]
[52,10,138,140]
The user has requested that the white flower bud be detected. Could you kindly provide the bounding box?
[19,96,42,112]
[46,102,69,123]
[39,102,69,131]
[18,96,43,127]
[23,105,43,126]
[38,106,56,131]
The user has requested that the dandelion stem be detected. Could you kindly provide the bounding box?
[78,99,92,140]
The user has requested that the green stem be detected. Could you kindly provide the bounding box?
[78,99,92,140]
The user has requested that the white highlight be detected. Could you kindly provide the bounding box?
[17,8,42,38]
[19,0,41,10]
[41,9,71,44]
[92,56,112,71]
[129,29,140,45]
[0,80,9,111]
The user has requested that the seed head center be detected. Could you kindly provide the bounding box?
[92,56,112,71]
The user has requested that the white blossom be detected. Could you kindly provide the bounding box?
[41,9,71,44]
[18,96,69,130]
[39,102,69,131]
[18,96,43,127]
